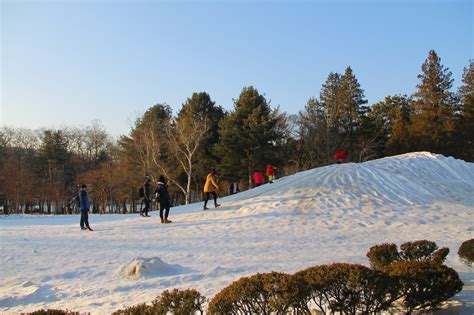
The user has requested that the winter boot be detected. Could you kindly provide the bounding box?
[214,204,221,208]
[164,219,172,224]
[161,218,165,224]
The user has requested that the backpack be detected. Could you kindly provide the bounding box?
[138,187,145,198]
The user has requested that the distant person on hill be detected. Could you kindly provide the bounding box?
[333,150,347,164]
[266,163,276,183]
[79,184,93,231]
[203,168,220,210]
[141,176,152,217]
[229,180,240,195]
[155,175,172,224]
[252,170,264,187]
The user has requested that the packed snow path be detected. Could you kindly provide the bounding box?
[1,152,473,314]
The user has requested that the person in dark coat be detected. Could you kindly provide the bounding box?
[141,176,152,217]
[155,175,172,224]
[229,180,240,195]
[79,184,92,231]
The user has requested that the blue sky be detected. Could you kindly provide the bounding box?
[1,0,472,137]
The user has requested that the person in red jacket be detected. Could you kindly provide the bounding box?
[266,163,275,183]
[333,150,347,164]
[252,170,264,187]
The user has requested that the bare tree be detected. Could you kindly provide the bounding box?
[167,118,209,204]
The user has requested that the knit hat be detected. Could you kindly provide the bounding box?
[159,175,166,183]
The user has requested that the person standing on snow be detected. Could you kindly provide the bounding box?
[203,168,220,210]
[79,184,93,231]
[155,175,172,224]
[141,176,152,217]
[252,170,264,187]
[229,180,240,195]
[266,163,276,183]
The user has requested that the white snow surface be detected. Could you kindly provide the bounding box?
[1,152,473,314]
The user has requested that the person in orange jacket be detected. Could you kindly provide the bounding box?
[203,168,220,210]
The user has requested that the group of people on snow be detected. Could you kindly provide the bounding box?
[76,150,347,230]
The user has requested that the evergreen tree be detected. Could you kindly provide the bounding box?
[369,95,414,156]
[411,50,457,154]
[214,86,282,188]
[457,60,474,161]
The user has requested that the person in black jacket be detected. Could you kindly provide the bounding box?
[141,176,152,217]
[155,175,172,224]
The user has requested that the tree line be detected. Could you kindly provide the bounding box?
[1,50,472,215]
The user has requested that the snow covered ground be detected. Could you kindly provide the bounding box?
[1,152,473,314]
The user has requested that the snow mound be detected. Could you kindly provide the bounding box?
[219,152,474,216]
[117,257,189,279]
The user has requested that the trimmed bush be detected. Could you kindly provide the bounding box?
[367,243,399,270]
[294,263,398,314]
[152,288,206,315]
[28,311,80,315]
[399,240,449,264]
[110,303,154,315]
[458,238,474,263]
[389,260,463,313]
[207,271,298,315]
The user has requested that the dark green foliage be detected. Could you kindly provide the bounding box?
[366,243,400,270]
[411,50,458,155]
[389,260,463,313]
[214,86,284,188]
[151,288,206,315]
[28,310,80,315]
[458,238,474,263]
[207,271,297,315]
[110,303,155,315]
[457,60,474,162]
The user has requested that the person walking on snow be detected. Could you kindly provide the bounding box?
[155,175,172,224]
[266,163,275,183]
[252,170,264,187]
[203,168,220,210]
[141,176,152,217]
[79,184,93,231]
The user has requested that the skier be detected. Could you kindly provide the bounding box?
[141,176,152,217]
[79,184,93,231]
[203,168,220,210]
[252,170,264,187]
[155,175,172,224]
[266,163,275,183]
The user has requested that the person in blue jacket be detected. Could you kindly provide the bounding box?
[79,184,93,231]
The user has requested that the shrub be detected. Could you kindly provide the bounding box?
[458,238,474,263]
[27,311,80,315]
[151,288,206,315]
[110,303,154,315]
[399,240,449,264]
[296,263,398,314]
[366,243,399,270]
[207,271,297,315]
[389,260,463,313]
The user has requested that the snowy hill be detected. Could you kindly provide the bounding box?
[1,152,473,314]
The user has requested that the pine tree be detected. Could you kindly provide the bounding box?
[457,60,474,161]
[411,50,457,154]
[214,86,282,188]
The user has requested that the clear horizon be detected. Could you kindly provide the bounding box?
[1,0,472,137]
